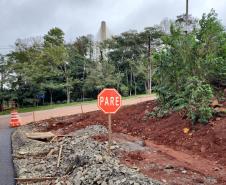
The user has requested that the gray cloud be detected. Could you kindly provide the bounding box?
[0,0,225,53]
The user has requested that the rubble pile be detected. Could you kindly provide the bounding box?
[12,125,162,185]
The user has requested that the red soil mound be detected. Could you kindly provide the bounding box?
[35,100,226,166]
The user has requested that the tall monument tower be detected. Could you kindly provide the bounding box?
[93,21,111,61]
[100,21,107,42]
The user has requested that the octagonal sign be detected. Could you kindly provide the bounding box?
[97,88,122,114]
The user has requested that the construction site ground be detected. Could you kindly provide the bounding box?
[13,100,226,185]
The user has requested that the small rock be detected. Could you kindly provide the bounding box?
[211,98,219,107]
[101,181,107,185]
[165,164,174,169]
[110,145,119,150]
[214,167,220,171]
[162,179,167,183]
[216,117,221,121]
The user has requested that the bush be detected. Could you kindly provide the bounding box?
[185,77,213,124]
[120,85,129,96]
[151,77,213,124]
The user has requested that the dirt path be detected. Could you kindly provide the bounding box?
[0,95,155,125]
[113,133,224,185]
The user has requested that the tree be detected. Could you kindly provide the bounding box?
[84,60,121,97]
[105,30,147,96]
[73,36,94,100]
[152,9,225,124]
[8,37,44,106]
[196,9,226,87]
[139,26,163,94]
[0,55,8,106]
[44,27,64,47]
[43,27,73,103]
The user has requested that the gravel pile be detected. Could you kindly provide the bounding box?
[12,124,162,185]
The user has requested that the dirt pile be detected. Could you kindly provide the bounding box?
[34,100,226,167]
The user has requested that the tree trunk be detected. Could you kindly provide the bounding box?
[145,82,147,93]
[100,50,103,61]
[148,36,152,94]
[82,62,86,102]
[65,74,71,104]
[126,70,129,87]
[133,72,137,96]
[117,82,120,91]
[66,87,70,104]
[0,72,4,105]
[50,90,53,105]
[130,67,133,96]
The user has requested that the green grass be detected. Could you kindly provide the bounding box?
[0,93,154,116]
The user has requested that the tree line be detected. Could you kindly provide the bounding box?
[0,19,164,107]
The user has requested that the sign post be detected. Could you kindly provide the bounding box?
[97,88,122,154]
[108,114,112,153]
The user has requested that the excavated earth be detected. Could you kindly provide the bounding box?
[12,100,226,185]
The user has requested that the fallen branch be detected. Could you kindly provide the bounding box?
[56,135,75,137]
[50,136,58,143]
[57,145,63,168]
[48,135,76,143]
[47,148,56,157]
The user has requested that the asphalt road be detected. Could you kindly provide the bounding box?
[0,116,15,185]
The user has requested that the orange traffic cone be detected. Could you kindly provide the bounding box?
[10,110,21,127]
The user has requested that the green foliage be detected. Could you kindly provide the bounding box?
[84,60,119,93]
[120,85,129,96]
[185,77,213,124]
[152,9,225,124]
[44,27,65,47]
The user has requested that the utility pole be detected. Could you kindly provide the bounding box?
[148,35,152,94]
[185,0,189,33]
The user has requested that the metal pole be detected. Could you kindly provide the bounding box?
[186,0,189,33]
[186,0,188,17]
[108,114,112,155]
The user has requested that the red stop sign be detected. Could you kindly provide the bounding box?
[97,88,122,114]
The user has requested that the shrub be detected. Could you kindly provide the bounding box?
[120,85,129,96]
[151,77,213,124]
[185,77,213,124]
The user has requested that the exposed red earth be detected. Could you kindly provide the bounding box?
[33,100,226,185]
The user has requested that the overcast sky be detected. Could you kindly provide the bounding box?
[0,0,225,53]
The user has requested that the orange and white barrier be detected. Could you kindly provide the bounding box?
[9,110,21,127]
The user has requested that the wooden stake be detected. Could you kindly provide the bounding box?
[108,114,112,155]
[57,145,63,168]
[33,112,35,122]
[80,103,84,118]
